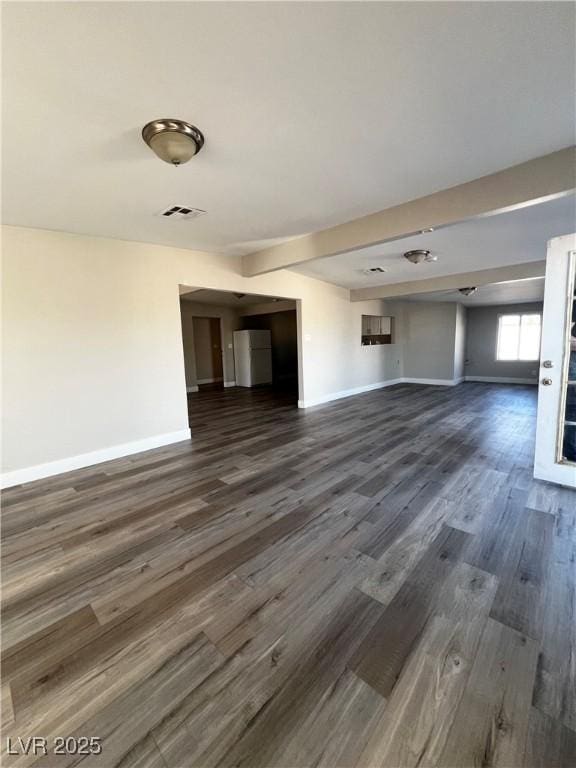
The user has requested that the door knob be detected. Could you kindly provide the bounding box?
[541,377,553,386]
[542,360,554,368]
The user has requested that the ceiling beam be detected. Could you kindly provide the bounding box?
[350,261,546,302]
[242,146,575,277]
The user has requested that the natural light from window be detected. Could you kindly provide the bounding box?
[496,314,542,361]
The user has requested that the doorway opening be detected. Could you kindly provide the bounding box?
[179,287,302,428]
[239,306,298,393]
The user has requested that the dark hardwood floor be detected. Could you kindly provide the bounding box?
[1,383,575,767]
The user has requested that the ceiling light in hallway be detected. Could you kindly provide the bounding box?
[403,249,437,265]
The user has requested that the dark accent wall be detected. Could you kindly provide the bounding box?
[241,310,298,389]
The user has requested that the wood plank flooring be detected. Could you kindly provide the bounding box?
[1,382,575,767]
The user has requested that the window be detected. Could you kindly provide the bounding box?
[496,313,541,361]
[361,315,394,345]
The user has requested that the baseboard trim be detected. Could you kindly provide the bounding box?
[298,378,404,408]
[464,376,538,385]
[0,428,192,489]
[402,377,461,387]
[197,377,223,385]
[297,375,472,408]
[186,385,199,393]
[3,372,535,485]
[297,373,538,409]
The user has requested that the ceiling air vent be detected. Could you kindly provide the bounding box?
[159,205,206,220]
[363,267,387,275]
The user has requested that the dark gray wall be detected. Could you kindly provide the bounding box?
[465,302,543,381]
[403,302,459,381]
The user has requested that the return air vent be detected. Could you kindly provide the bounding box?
[159,205,206,220]
[362,267,387,275]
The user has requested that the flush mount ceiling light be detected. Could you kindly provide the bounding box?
[403,249,437,265]
[459,287,477,296]
[142,119,204,166]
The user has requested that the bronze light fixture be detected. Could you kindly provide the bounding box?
[404,249,437,264]
[142,119,204,166]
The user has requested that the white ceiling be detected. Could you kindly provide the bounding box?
[180,289,287,307]
[400,278,545,307]
[293,195,576,288]
[2,2,574,256]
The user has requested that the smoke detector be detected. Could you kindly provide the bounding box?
[362,267,387,275]
[459,287,477,296]
[159,205,206,220]
[403,250,437,265]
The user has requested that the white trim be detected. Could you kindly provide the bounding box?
[0,429,192,489]
[464,375,537,385]
[297,376,471,408]
[298,378,404,408]
[294,372,543,410]
[196,377,223,384]
[189,381,235,389]
[402,377,461,387]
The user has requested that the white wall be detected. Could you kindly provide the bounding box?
[2,226,406,483]
[302,296,404,404]
[464,302,543,383]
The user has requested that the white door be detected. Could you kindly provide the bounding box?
[233,331,251,387]
[534,233,576,487]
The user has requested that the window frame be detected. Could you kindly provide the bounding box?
[495,312,542,363]
[361,314,394,346]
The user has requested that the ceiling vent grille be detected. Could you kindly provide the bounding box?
[159,205,206,220]
[363,267,387,275]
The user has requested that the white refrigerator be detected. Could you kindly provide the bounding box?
[233,330,273,387]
